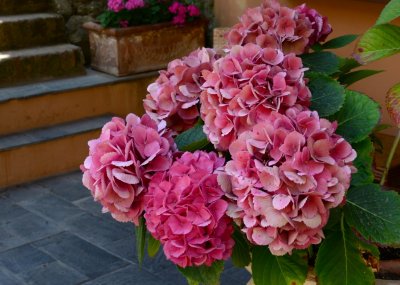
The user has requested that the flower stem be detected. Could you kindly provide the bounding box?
[380,128,400,185]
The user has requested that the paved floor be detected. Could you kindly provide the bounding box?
[0,171,250,285]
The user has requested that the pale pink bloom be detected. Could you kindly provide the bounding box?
[200,43,311,150]
[81,114,175,225]
[219,107,356,255]
[144,48,219,133]
[226,0,331,54]
[145,151,234,267]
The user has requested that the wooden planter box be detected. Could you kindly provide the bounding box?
[83,20,206,76]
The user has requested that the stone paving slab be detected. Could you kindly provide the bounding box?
[0,172,251,285]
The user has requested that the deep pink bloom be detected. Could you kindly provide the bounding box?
[295,4,332,47]
[200,43,311,150]
[107,0,125,12]
[144,48,219,133]
[226,0,332,54]
[81,114,175,225]
[145,151,235,267]
[219,107,356,255]
[119,20,129,28]
[168,1,182,13]
[125,0,145,10]
[187,4,201,17]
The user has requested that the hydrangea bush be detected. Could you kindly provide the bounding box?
[83,1,400,284]
[99,0,204,28]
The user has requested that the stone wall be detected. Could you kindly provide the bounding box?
[52,0,107,63]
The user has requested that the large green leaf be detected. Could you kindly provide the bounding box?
[351,138,374,187]
[376,0,400,25]
[308,73,345,117]
[338,69,383,87]
[178,261,224,285]
[147,233,161,258]
[354,24,400,63]
[175,124,210,151]
[251,247,308,285]
[321,34,358,50]
[315,219,375,285]
[330,90,380,143]
[344,183,400,246]
[231,227,251,268]
[301,52,340,75]
[386,82,400,127]
[136,217,147,266]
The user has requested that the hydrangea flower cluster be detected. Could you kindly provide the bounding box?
[81,114,175,225]
[145,151,234,267]
[226,0,332,54]
[144,48,219,133]
[200,43,311,150]
[169,2,201,25]
[108,0,145,13]
[218,107,356,255]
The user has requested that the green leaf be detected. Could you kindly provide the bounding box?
[175,124,210,151]
[301,51,340,75]
[231,227,251,268]
[136,217,147,266]
[321,34,359,49]
[376,0,400,24]
[252,247,308,285]
[315,218,375,285]
[386,82,400,127]
[178,261,224,285]
[338,69,383,87]
[147,234,161,258]
[330,90,380,143]
[344,183,400,246]
[351,138,374,187]
[354,24,400,63]
[308,73,345,117]
[337,57,361,74]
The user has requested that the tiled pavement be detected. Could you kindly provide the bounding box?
[0,171,251,285]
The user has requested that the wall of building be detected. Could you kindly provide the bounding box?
[214,0,400,136]
[52,0,107,63]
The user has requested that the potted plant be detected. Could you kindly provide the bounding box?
[81,0,400,284]
[83,0,207,76]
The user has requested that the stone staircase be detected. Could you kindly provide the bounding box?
[0,0,85,87]
[0,0,158,188]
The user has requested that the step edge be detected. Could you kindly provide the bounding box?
[0,115,113,152]
[0,70,158,104]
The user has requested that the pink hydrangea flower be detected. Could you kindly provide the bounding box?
[226,0,332,54]
[200,43,311,150]
[145,151,235,267]
[295,4,332,47]
[81,114,175,225]
[187,4,201,17]
[144,48,219,133]
[108,0,125,12]
[218,107,356,255]
[119,20,129,28]
[125,0,145,10]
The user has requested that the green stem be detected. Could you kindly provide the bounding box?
[380,128,400,185]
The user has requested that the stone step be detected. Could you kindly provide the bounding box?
[0,115,112,188]
[0,70,157,136]
[0,0,49,15]
[0,44,85,87]
[0,13,66,51]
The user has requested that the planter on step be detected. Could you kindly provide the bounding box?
[83,20,206,76]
